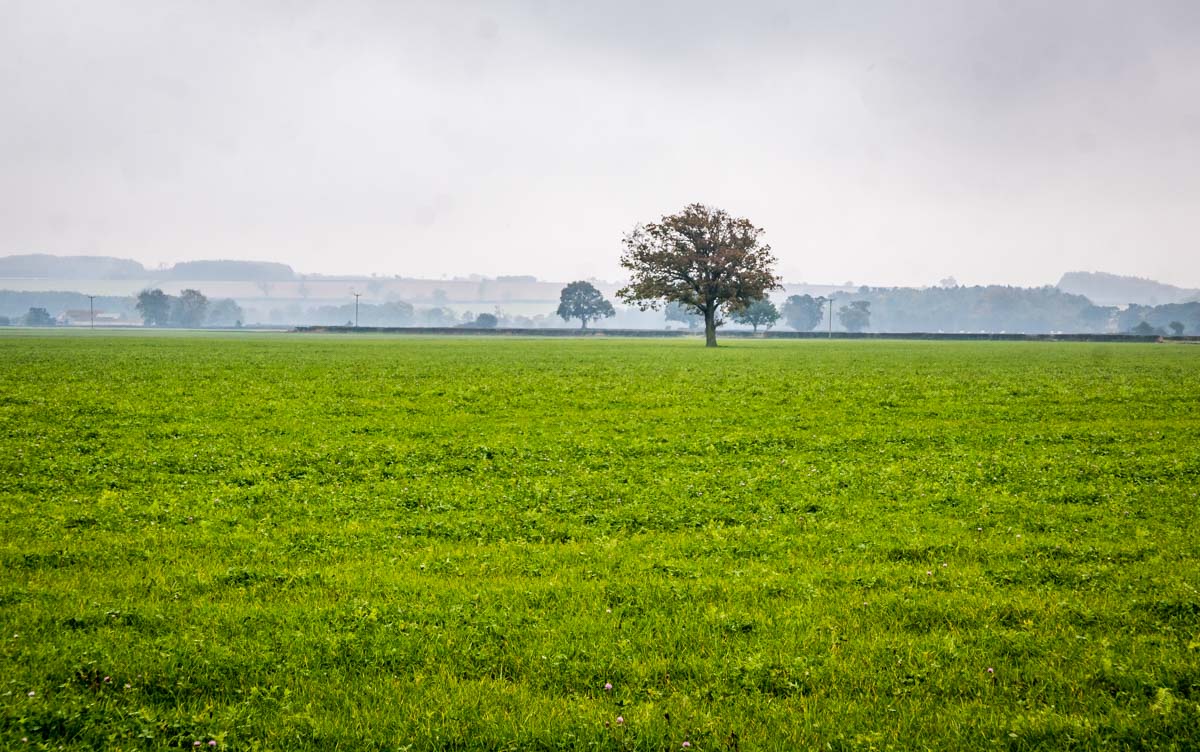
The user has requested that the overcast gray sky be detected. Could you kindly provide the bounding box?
[3,1,1198,286]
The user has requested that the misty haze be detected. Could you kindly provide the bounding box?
[2,3,1198,750]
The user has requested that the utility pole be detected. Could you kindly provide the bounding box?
[353,292,361,328]
[87,295,95,329]
[814,295,831,340]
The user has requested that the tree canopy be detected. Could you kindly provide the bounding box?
[556,281,615,329]
[135,288,211,327]
[23,307,54,326]
[172,289,209,328]
[618,204,780,347]
[838,301,871,333]
[136,289,172,326]
[781,294,824,331]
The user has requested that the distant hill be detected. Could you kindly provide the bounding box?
[161,260,295,281]
[1057,271,1199,307]
[0,254,146,279]
[0,254,295,282]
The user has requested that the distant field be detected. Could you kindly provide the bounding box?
[1,333,1197,750]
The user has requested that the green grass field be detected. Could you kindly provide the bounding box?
[1,332,1198,750]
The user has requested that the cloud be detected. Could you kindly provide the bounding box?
[2,0,1198,286]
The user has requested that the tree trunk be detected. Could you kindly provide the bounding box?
[704,307,718,347]
[581,318,588,330]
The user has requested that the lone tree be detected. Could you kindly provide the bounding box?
[838,301,871,333]
[136,289,172,326]
[731,297,780,333]
[1169,320,1184,336]
[556,280,615,329]
[619,204,780,347]
[781,294,824,331]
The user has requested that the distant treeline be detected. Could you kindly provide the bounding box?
[133,289,245,327]
[268,285,1200,334]
[299,301,455,327]
[0,289,242,327]
[1117,303,1200,336]
[267,301,561,328]
[813,285,1198,335]
[833,286,1108,334]
[4,284,1199,334]
[0,291,137,319]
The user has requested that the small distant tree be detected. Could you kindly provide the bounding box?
[838,301,871,332]
[731,297,780,332]
[1169,320,1184,336]
[172,289,209,327]
[556,281,615,329]
[664,301,701,330]
[24,307,55,326]
[207,298,245,327]
[618,204,781,347]
[421,307,458,326]
[136,289,172,326]
[473,312,498,328]
[377,300,415,326]
[1130,321,1161,336]
[781,294,824,331]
